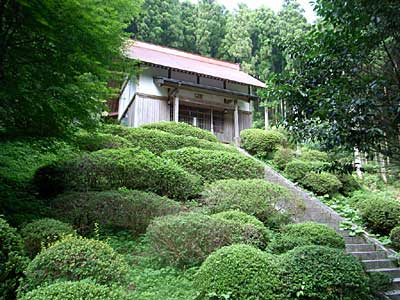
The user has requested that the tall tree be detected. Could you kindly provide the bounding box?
[0,0,141,137]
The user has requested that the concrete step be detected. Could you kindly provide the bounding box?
[344,235,366,244]
[346,243,376,252]
[362,259,397,269]
[368,268,400,279]
[391,278,400,290]
[351,251,387,260]
[385,290,400,300]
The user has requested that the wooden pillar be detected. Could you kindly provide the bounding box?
[264,106,269,130]
[210,109,214,134]
[234,100,240,146]
[174,96,179,122]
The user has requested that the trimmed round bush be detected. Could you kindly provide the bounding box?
[162,147,264,183]
[34,148,202,200]
[20,236,129,292]
[0,218,27,300]
[202,179,295,229]
[272,147,295,170]
[146,213,235,268]
[301,171,342,196]
[281,246,370,300]
[212,210,272,249]
[240,128,286,158]
[356,197,400,235]
[20,218,76,258]
[284,159,314,181]
[102,125,236,155]
[268,222,345,254]
[301,148,329,162]
[73,131,133,152]
[337,174,361,196]
[390,226,400,251]
[195,244,283,300]
[140,121,218,142]
[18,281,129,300]
[52,190,181,236]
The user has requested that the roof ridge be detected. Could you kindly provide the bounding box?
[131,39,240,71]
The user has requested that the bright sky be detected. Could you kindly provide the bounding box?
[189,0,317,23]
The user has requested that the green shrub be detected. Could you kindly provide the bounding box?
[268,222,345,254]
[240,128,286,158]
[202,179,296,229]
[212,210,272,249]
[52,190,181,236]
[302,171,343,196]
[281,246,370,300]
[301,148,329,162]
[73,131,133,152]
[20,236,129,292]
[284,159,328,182]
[102,125,236,155]
[146,213,236,268]
[34,148,201,200]
[337,174,361,196]
[18,281,129,300]
[195,244,283,300]
[20,218,76,258]
[390,226,400,251]
[0,139,78,226]
[356,196,400,235]
[140,121,218,142]
[0,218,28,300]
[162,147,264,183]
[272,147,295,170]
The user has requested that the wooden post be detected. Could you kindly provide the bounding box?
[174,96,179,122]
[210,109,214,134]
[234,100,240,146]
[264,106,269,130]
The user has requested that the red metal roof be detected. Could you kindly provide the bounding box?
[126,40,266,88]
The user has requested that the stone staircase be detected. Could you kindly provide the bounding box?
[237,148,400,299]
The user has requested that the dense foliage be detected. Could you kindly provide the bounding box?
[73,131,133,152]
[102,125,236,155]
[18,281,129,300]
[390,226,400,251]
[240,129,286,158]
[272,147,295,170]
[20,236,129,293]
[301,171,342,196]
[52,190,181,236]
[212,210,271,249]
[195,244,283,300]
[0,218,27,300]
[20,218,76,258]
[34,148,201,200]
[280,246,370,300]
[140,121,218,142]
[0,0,141,137]
[201,179,294,228]
[162,147,264,183]
[146,213,233,268]
[269,222,345,254]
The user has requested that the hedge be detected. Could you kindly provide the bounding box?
[162,147,264,183]
[146,213,234,268]
[281,246,370,300]
[272,147,295,171]
[301,171,342,196]
[356,196,400,235]
[34,148,202,200]
[73,131,133,152]
[301,148,329,162]
[102,125,236,155]
[0,218,28,300]
[390,226,400,251]
[195,244,283,300]
[240,129,286,158]
[201,179,295,229]
[212,210,272,249]
[140,121,218,142]
[18,281,129,300]
[268,222,345,254]
[20,218,76,258]
[284,159,328,182]
[52,190,181,236]
[20,236,129,293]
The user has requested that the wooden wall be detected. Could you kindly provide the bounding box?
[126,94,170,127]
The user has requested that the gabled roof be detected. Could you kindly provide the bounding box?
[125,40,266,88]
